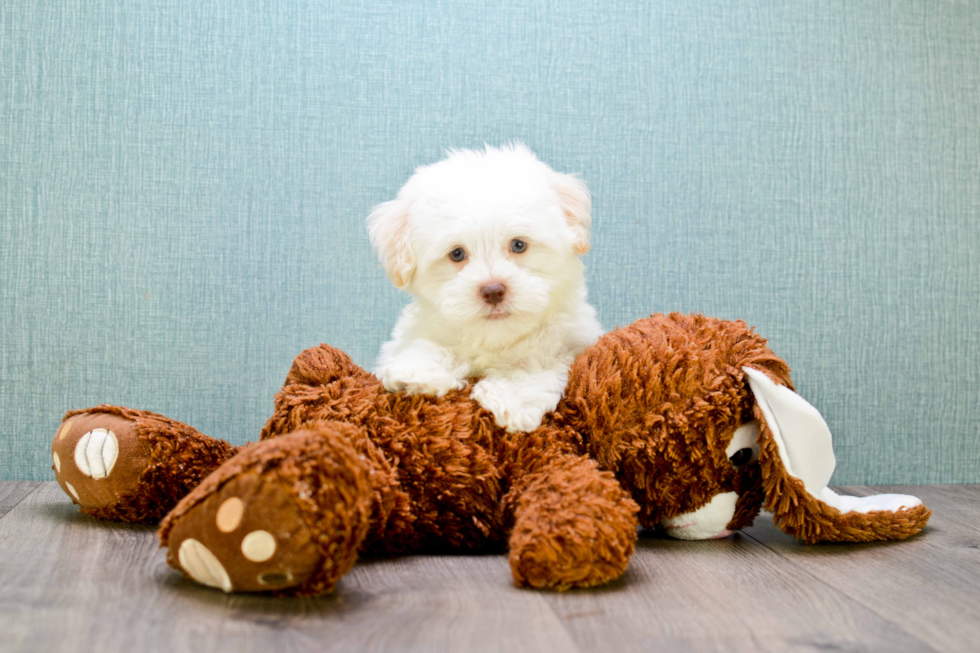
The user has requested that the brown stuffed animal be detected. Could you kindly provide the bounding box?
[50,314,931,595]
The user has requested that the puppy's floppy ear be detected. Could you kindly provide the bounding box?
[742,367,931,543]
[552,172,592,255]
[367,198,416,289]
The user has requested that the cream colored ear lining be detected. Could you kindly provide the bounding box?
[742,367,836,497]
[819,487,922,513]
[743,366,925,515]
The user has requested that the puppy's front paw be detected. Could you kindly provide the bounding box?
[376,361,466,397]
[471,378,560,433]
[503,405,550,433]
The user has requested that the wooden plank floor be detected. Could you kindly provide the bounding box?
[0,482,976,653]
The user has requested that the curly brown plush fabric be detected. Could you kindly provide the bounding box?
[754,407,932,543]
[51,313,930,596]
[557,314,791,529]
[508,454,637,589]
[259,346,633,566]
[159,423,375,596]
[54,406,238,523]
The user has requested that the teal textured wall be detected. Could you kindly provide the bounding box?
[2,1,978,483]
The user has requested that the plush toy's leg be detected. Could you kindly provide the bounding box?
[507,455,640,590]
[159,421,373,596]
[51,406,239,523]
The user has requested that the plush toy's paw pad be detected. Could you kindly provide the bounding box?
[52,412,149,510]
[73,427,119,478]
[177,531,286,592]
[166,471,322,593]
[178,538,233,592]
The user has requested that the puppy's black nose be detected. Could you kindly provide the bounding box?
[480,283,507,305]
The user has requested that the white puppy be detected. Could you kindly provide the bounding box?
[368,144,603,432]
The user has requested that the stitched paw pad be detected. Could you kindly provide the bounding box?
[73,428,119,479]
[166,472,322,593]
[51,412,148,510]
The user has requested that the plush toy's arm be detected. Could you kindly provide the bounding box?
[505,448,639,590]
[261,344,383,440]
[159,421,376,597]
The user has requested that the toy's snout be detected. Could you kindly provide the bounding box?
[661,492,738,540]
[660,421,761,541]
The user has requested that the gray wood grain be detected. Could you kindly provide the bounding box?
[0,483,579,653]
[0,481,40,519]
[743,485,980,653]
[540,531,934,653]
[1,482,976,652]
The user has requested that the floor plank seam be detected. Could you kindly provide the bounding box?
[539,594,590,653]
[1,482,974,653]
[0,481,43,521]
[904,511,976,536]
[740,530,942,653]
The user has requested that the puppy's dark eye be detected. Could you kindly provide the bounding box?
[448,247,467,262]
[509,238,527,254]
[729,448,754,468]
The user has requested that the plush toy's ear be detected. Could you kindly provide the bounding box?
[367,198,416,289]
[742,367,931,543]
[552,172,592,255]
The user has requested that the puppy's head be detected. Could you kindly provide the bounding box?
[368,144,592,340]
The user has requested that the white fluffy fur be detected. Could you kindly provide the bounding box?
[368,144,603,432]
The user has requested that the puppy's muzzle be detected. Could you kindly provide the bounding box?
[480,283,507,306]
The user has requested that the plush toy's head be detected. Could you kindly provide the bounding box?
[559,313,930,543]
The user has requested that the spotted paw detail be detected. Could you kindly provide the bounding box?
[51,411,149,512]
[51,407,243,524]
[166,471,322,593]
[73,428,119,479]
[215,497,243,532]
[241,530,277,562]
[178,539,232,592]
